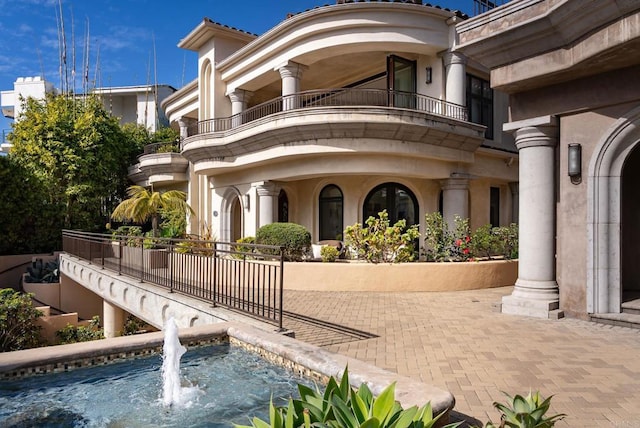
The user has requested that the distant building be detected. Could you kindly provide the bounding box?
[0,77,176,154]
[142,1,518,247]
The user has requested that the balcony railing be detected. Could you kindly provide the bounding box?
[192,88,467,136]
[62,230,285,329]
[141,141,181,156]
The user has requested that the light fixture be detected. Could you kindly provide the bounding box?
[568,143,582,184]
[244,194,250,211]
[425,67,432,84]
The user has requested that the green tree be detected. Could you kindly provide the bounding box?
[111,185,194,237]
[9,93,138,233]
[0,156,62,254]
[0,289,43,352]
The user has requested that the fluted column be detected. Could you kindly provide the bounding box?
[442,51,467,109]
[440,176,469,231]
[277,62,306,111]
[256,182,278,227]
[502,116,560,318]
[228,89,253,127]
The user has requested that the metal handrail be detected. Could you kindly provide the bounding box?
[194,88,468,136]
[62,230,285,329]
[141,141,181,156]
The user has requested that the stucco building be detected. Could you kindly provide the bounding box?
[0,77,175,154]
[147,0,518,249]
[457,0,640,322]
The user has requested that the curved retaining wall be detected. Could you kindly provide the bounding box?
[284,259,518,292]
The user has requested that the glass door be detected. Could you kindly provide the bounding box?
[387,55,416,108]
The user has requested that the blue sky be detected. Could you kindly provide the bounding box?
[0,0,477,134]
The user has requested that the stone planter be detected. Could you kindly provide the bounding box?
[284,259,518,292]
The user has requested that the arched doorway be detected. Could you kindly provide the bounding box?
[622,143,640,302]
[231,196,242,242]
[278,189,289,223]
[363,182,418,226]
[588,106,640,313]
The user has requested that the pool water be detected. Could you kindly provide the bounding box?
[0,344,315,427]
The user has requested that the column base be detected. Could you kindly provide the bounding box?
[501,294,561,319]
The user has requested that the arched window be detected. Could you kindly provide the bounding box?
[363,183,418,226]
[319,185,343,240]
[278,189,289,223]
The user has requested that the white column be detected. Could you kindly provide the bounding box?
[442,51,467,112]
[502,117,560,318]
[228,89,253,127]
[277,62,306,111]
[440,176,469,231]
[256,182,277,227]
[103,300,125,338]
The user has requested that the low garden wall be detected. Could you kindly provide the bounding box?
[284,259,518,292]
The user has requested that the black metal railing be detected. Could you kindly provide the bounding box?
[194,88,467,136]
[141,141,181,156]
[62,230,285,329]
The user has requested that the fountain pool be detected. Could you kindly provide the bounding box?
[0,342,313,427]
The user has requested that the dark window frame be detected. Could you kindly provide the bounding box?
[466,74,494,140]
[319,185,344,241]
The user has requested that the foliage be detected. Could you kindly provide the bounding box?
[175,222,217,255]
[25,258,60,283]
[111,185,195,237]
[423,213,518,261]
[255,223,311,261]
[56,315,104,344]
[481,391,565,428]
[0,289,43,352]
[9,93,137,233]
[236,366,460,428]
[321,245,340,262]
[120,124,179,153]
[344,210,420,264]
[0,156,62,254]
[231,236,256,259]
[123,314,151,335]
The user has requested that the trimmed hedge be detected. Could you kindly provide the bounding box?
[255,222,311,261]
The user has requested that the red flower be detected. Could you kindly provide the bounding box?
[455,239,462,246]
[465,236,471,243]
[463,248,470,255]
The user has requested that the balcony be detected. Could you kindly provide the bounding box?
[182,88,485,174]
[130,141,189,186]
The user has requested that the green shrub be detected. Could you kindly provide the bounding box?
[320,245,339,262]
[237,366,460,428]
[0,289,43,351]
[344,210,420,264]
[56,316,104,344]
[469,224,499,259]
[480,391,565,428]
[255,223,311,261]
[493,223,519,259]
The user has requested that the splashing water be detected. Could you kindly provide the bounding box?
[161,317,200,408]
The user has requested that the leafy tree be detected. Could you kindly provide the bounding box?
[0,156,62,254]
[9,93,138,234]
[0,289,43,352]
[111,185,194,237]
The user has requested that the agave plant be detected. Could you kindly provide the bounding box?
[484,391,566,428]
[235,367,460,428]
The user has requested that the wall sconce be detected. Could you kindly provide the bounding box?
[568,143,582,184]
[425,67,432,84]
[244,194,250,211]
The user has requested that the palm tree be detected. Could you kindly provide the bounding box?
[111,186,195,237]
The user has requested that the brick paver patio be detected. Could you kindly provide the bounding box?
[283,286,640,427]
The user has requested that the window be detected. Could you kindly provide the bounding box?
[466,74,493,139]
[490,187,500,227]
[363,183,418,226]
[387,55,416,109]
[278,190,288,223]
[319,185,343,240]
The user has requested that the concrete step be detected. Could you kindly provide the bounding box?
[590,312,640,329]
[622,298,640,315]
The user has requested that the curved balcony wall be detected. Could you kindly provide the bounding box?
[182,89,484,175]
[130,142,189,186]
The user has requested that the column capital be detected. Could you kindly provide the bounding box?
[513,125,558,151]
[255,181,277,197]
[441,51,467,67]
[227,89,254,104]
[276,61,307,79]
[439,177,470,191]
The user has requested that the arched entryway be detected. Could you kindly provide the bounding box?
[221,188,243,243]
[363,182,418,226]
[231,196,242,242]
[588,105,640,313]
[622,143,640,302]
